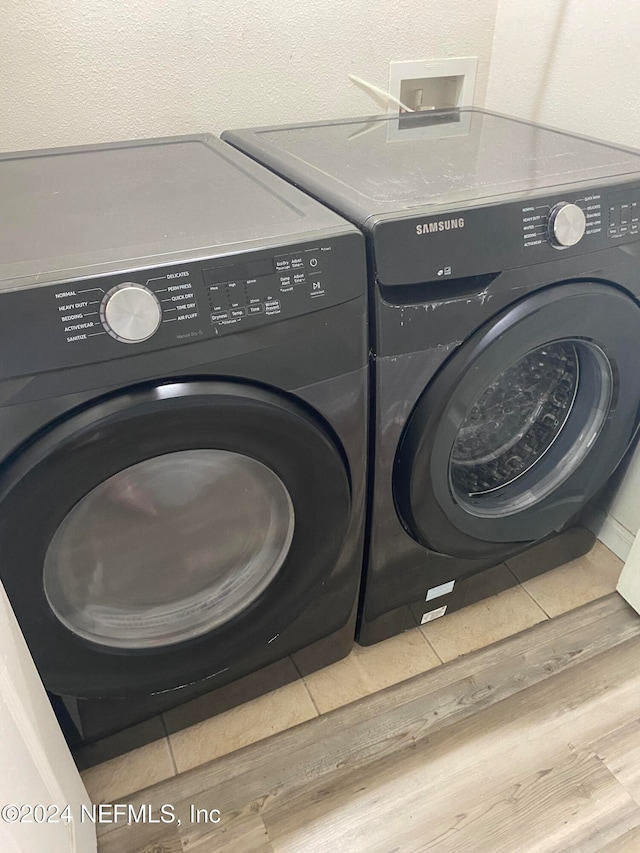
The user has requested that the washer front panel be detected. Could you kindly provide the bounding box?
[393,282,640,557]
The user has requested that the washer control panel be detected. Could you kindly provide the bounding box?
[374,179,640,286]
[521,194,602,250]
[521,184,640,250]
[0,232,364,379]
[608,187,640,239]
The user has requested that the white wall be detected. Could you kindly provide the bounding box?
[0,0,498,152]
[485,1,640,148]
[487,0,640,558]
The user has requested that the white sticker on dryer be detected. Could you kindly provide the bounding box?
[426,580,455,601]
[421,605,447,624]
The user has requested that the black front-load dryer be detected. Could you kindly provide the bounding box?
[0,135,367,745]
[225,109,640,643]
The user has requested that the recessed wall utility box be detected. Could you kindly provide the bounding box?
[388,57,477,113]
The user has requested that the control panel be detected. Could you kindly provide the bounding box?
[374,179,640,286]
[204,246,328,330]
[53,268,201,345]
[608,187,640,239]
[0,232,363,380]
[521,185,639,250]
[522,196,599,250]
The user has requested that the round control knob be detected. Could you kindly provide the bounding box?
[548,202,586,249]
[101,283,162,343]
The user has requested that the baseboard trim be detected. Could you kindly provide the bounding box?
[583,506,635,561]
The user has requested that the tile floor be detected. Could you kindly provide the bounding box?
[80,540,623,805]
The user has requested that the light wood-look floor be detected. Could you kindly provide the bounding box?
[95,590,640,853]
[82,541,622,804]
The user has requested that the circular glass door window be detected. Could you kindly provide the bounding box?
[43,450,295,649]
[449,340,612,517]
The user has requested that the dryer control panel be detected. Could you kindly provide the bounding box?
[373,179,640,286]
[204,246,330,330]
[0,231,364,380]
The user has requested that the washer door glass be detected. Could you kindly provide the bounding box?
[449,340,612,517]
[43,449,295,649]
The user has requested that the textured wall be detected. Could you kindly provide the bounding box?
[0,0,497,152]
[485,1,640,148]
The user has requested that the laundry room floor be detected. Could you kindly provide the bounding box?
[79,541,638,851]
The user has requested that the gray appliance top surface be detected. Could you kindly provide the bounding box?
[223,109,640,221]
[0,134,352,290]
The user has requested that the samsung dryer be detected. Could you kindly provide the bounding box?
[0,135,367,746]
[225,109,640,643]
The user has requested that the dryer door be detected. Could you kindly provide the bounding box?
[394,282,640,558]
[0,380,351,697]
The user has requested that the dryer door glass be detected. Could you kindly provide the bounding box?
[0,378,354,696]
[43,450,295,649]
[449,340,612,517]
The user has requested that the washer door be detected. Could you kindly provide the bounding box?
[394,282,640,558]
[0,380,351,697]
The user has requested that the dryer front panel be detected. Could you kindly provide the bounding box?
[394,281,640,558]
[0,379,352,697]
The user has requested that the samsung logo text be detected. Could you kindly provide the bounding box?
[416,218,465,235]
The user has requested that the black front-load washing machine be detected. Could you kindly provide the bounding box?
[0,134,367,748]
[225,109,640,643]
